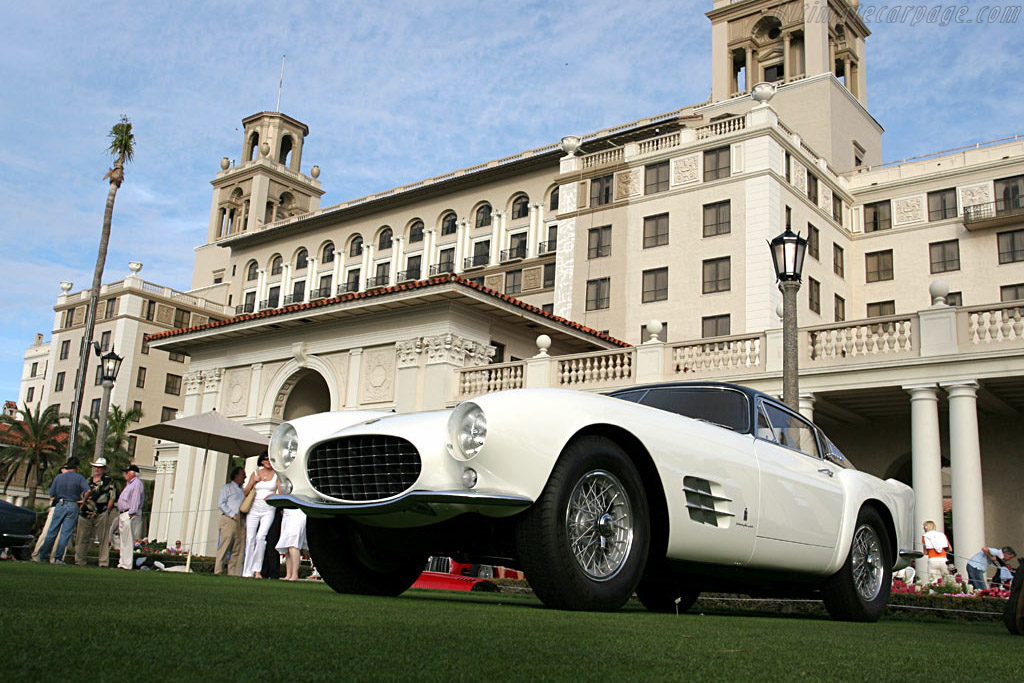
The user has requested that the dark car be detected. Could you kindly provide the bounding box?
[0,499,37,560]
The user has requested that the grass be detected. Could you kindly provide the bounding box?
[2,562,1021,682]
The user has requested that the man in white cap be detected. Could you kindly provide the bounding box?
[74,457,119,567]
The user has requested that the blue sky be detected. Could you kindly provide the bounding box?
[1,1,1021,404]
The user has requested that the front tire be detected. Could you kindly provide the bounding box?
[306,518,427,597]
[822,507,892,622]
[515,436,650,611]
[636,574,700,614]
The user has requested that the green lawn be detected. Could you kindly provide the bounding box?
[2,562,1019,682]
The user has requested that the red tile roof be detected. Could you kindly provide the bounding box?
[145,274,629,347]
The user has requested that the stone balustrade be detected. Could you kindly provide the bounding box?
[670,334,763,376]
[804,315,916,366]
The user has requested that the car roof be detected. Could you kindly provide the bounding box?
[607,381,775,405]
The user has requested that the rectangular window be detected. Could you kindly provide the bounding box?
[998,229,1024,264]
[105,298,117,319]
[173,308,190,328]
[703,147,730,181]
[95,365,103,385]
[867,300,896,317]
[642,268,668,303]
[833,195,843,225]
[346,269,361,291]
[644,161,669,195]
[834,295,846,322]
[100,330,111,352]
[701,314,730,338]
[643,214,669,248]
[1001,283,1024,301]
[30,362,38,377]
[702,201,730,237]
[833,244,845,277]
[404,254,422,280]
[141,340,149,355]
[291,279,305,301]
[541,303,554,314]
[505,269,522,295]
[26,387,34,403]
[864,200,892,232]
[807,224,820,260]
[586,278,611,311]
[59,339,70,360]
[136,366,147,389]
[90,398,101,420]
[946,291,962,307]
[702,257,731,294]
[168,351,186,363]
[318,274,333,297]
[929,239,960,273]
[865,250,894,282]
[808,277,821,314]
[55,371,65,392]
[784,152,791,183]
[161,406,177,422]
[165,374,182,396]
[508,233,527,259]
[127,436,137,458]
[640,322,668,343]
[590,175,613,206]
[375,261,389,281]
[928,188,958,221]
[543,263,555,288]
[588,226,612,259]
[145,300,156,321]
[995,175,1024,214]
[132,400,143,418]
[807,173,819,205]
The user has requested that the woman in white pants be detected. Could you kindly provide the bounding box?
[242,454,279,578]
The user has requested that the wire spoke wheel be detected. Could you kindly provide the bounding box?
[565,470,634,580]
[851,523,883,602]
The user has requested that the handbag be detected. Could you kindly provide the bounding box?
[239,487,256,514]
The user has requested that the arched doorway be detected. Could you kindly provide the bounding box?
[282,370,331,420]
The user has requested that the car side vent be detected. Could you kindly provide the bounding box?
[683,476,735,527]
[307,435,421,502]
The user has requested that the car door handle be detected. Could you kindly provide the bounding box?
[817,468,834,477]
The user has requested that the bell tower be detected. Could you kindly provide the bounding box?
[707,0,869,105]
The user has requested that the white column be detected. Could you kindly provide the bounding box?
[527,204,542,259]
[281,264,292,303]
[454,220,467,274]
[393,237,404,282]
[942,380,985,577]
[256,269,266,307]
[305,257,316,300]
[797,393,815,423]
[332,254,342,295]
[363,246,374,290]
[490,210,504,264]
[905,383,944,578]
[783,33,791,81]
[425,229,436,274]
[345,348,362,408]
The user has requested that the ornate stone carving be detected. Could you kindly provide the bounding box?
[483,274,504,291]
[359,346,395,404]
[221,367,250,417]
[522,266,543,291]
[395,338,423,369]
[671,154,699,185]
[466,340,495,367]
[615,168,642,200]
[72,306,86,325]
[892,195,925,226]
[184,371,204,395]
[791,162,807,192]
[554,218,576,319]
[155,303,174,325]
[203,367,224,392]
[820,186,833,214]
[272,371,304,419]
[960,183,991,212]
[292,342,309,368]
[560,182,578,213]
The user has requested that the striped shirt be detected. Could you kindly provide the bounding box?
[118,477,144,515]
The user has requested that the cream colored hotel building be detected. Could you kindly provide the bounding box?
[18,0,1024,577]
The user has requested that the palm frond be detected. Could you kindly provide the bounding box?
[107,115,135,164]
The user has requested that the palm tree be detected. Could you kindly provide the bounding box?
[66,116,135,460]
[0,403,69,508]
[76,404,143,475]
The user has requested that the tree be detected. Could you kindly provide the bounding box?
[66,116,136,460]
[0,403,69,508]
[76,404,143,475]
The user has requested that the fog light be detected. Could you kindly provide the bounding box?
[278,475,293,495]
[461,468,478,489]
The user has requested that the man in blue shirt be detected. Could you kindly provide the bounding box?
[36,459,90,564]
[214,467,246,575]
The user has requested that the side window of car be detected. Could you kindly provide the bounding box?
[611,389,647,404]
[756,406,777,442]
[640,388,749,432]
[762,403,820,458]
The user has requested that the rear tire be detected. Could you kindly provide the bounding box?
[306,518,427,597]
[515,436,650,611]
[822,507,892,622]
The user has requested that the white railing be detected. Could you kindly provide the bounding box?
[963,302,1024,345]
[670,335,763,376]
[695,116,746,140]
[637,132,681,156]
[456,362,525,399]
[556,349,634,387]
[581,148,624,169]
[804,315,916,365]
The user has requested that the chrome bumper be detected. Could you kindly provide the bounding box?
[267,490,533,518]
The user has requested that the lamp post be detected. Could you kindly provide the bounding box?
[92,345,124,463]
[768,221,808,411]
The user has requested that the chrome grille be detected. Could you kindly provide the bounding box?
[307,435,421,501]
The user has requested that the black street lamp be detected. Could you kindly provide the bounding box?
[768,219,808,410]
[92,344,124,463]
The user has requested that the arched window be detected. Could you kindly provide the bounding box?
[511,194,530,219]
[322,242,335,263]
[246,132,259,162]
[270,255,283,275]
[378,228,393,251]
[279,135,293,166]
[441,212,458,235]
[350,235,363,257]
[295,248,308,270]
[549,187,559,211]
[409,221,424,243]
[246,261,258,281]
[475,204,492,228]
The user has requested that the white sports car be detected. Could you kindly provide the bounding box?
[268,381,919,621]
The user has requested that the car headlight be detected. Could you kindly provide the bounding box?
[447,402,487,461]
[269,423,299,469]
